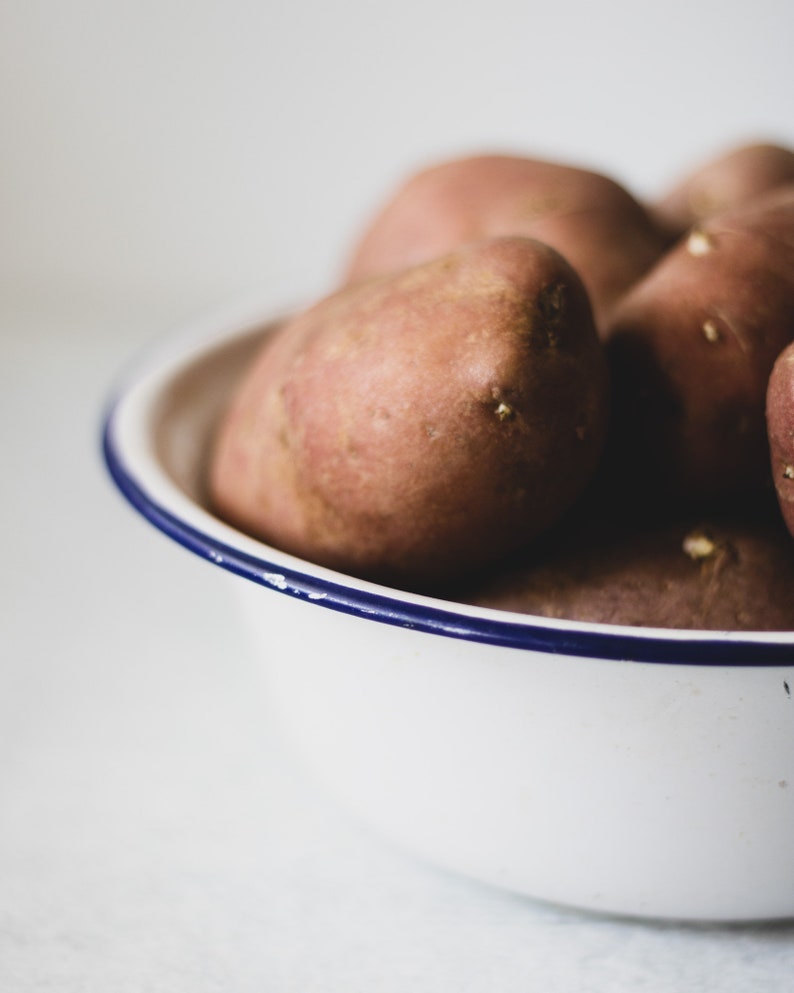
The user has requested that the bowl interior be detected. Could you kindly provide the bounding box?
[152,322,270,506]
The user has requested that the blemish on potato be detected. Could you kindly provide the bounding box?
[682,530,716,560]
[495,401,514,421]
[538,282,566,320]
[783,464,794,480]
[702,319,721,343]
[687,229,714,257]
[535,282,566,347]
[518,192,565,220]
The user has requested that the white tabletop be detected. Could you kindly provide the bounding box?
[2,290,794,992]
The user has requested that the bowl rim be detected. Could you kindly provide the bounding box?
[101,295,794,667]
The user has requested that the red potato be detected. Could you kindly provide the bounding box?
[209,236,609,589]
[651,141,794,242]
[767,340,794,538]
[344,154,667,330]
[709,182,794,256]
[604,186,794,504]
[459,500,794,631]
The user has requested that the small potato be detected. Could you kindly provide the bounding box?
[459,501,794,631]
[711,181,794,255]
[767,340,794,538]
[209,236,609,589]
[344,154,667,330]
[652,141,794,241]
[604,186,794,504]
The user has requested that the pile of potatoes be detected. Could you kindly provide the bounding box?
[209,140,794,630]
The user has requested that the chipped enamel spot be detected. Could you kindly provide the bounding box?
[262,572,289,590]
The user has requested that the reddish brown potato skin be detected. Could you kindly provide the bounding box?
[209,237,609,589]
[460,502,794,631]
[707,183,794,256]
[767,341,794,538]
[344,154,667,330]
[604,191,794,504]
[652,142,794,241]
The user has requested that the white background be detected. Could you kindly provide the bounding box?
[2,3,794,990]
[3,0,794,312]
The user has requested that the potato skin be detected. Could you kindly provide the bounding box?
[767,340,794,538]
[209,237,609,589]
[344,154,667,330]
[459,501,794,631]
[604,187,794,504]
[652,141,794,241]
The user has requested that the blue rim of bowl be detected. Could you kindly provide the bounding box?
[102,400,794,667]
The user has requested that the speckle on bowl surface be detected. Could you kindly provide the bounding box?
[102,296,794,923]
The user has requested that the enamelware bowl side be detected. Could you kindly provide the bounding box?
[102,300,794,922]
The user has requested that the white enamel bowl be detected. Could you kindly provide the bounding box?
[102,298,794,923]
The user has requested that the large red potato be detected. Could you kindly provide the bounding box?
[652,141,794,241]
[460,501,794,631]
[210,236,609,589]
[344,154,667,330]
[604,186,794,505]
[767,340,794,538]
